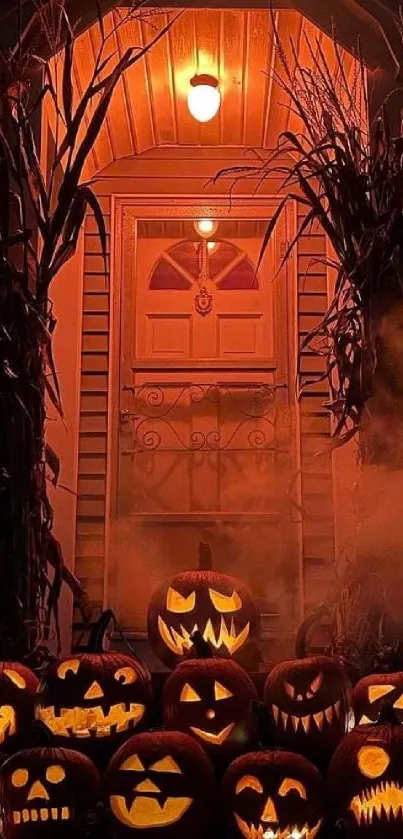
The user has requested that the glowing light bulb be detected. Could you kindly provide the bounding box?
[194,218,219,239]
[188,74,221,123]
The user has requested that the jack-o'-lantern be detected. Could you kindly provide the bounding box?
[264,655,353,768]
[35,650,152,764]
[354,672,403,726]
[221,750,325,839]
[0,663,38,749]
[0,746,100,839]
[328,707,403,836]
[147,542,260,670]
[103,730,216,838]
[162,654,258,767]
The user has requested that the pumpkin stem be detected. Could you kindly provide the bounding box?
[87,610,116,653]
[190,629,213,658]
[377,700,400,727]
[295,603,329,658]
[198,541,213,571]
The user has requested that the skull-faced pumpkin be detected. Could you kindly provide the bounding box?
[162,657,258,767]
[35,652,152,763]
[0,746,100,839]
[221,750,325,839]
[354,672,403,726]
[147,542,260,670]
[103,730,216,839]
[328,712,403,837]
[0,663,38,750]
[264,655,353,768]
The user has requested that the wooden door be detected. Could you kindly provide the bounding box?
[113,214,299,641]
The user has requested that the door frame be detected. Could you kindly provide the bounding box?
[106,194,302,617]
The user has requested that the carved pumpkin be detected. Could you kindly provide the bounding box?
[147,542,260,670]
[354,672,403,726]
[221,750,325,839]
[0,663,38,750]
[103,730,216,838]
[328,708,403,836]
[0,746,100,839]
[162,653,258,767]
[35,651,152,764]
[264,655,353,767]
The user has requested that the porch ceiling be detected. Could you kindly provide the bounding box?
[47,8,359,178]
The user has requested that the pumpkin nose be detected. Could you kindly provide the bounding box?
[27,781,49,801]
[206,709,215,720]
[261,796,278,823]
[84,681,104,700]
[135,779,161,794]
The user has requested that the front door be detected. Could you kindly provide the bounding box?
[111,203,300,647]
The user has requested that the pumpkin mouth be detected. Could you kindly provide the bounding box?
[158,615,250,656]
[109,794,192,828]
[37,702,145,737]
[0,706,16,744]
[12,806,71,824]
[271,701,341,733]
[350,782,403,824]
[234,813,322,839]
[189,722,235,745]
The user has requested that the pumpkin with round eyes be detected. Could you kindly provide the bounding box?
[328,709,403,837]
[353,672,403,726]
[0,663,38,751]
[221,750,325,839]
[103,730,216,838]
[0,746,100,839]
[35,651,152,766]
[264,655,353,769]
[162,655,258,768]
[147,542,260,670]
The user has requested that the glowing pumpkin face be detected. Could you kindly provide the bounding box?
[147,548,260,670]
[162,658,258,766]
[0,746,100,838]
[35,652,152,761]
[265,656,353,768]
[354,673,403,726]
[328,719,403,837]
[103,730,216,838]
[222,750,325,839]
[0,663,38,749]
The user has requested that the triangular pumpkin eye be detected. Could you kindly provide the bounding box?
[209,588,242,613]
[150,757,182,774]
[120,755,145,772]
[368,684,394,704]
[214,681,233,701]
[394,694,403,710]
[166,587,195,613]
[180,683,201,702]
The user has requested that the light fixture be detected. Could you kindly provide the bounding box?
[188,74,221,123]
[194,218,219,239]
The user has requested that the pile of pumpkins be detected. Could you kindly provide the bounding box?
[0,553,402,839]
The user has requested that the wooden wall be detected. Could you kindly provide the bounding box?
[72,148,335,650]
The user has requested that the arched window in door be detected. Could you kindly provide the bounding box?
[149,240,258,291]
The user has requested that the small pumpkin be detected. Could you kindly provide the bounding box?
[0,663,38,749]
[264,655,353,767]
[147,542,260,670]
[354,672,403,726]
[328,706,403,836]
[103,729,216,838]
[35,648,152,764]
[162,642,258,766]
[0,746,100,839]
[221,750,325,839]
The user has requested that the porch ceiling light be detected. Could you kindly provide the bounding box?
[194,218,219,239]
[188,74,220,123]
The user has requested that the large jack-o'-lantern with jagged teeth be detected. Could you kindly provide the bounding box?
[221,750,325,839]
[0,747,100,839]
[328,707,403,837]
[35,651,152,762]
[103,730,216,839]
[0,663,38,749]
[354,672,403,726]
[162,652,258,766]
[147,542,260,670]
[264,655,353,768]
